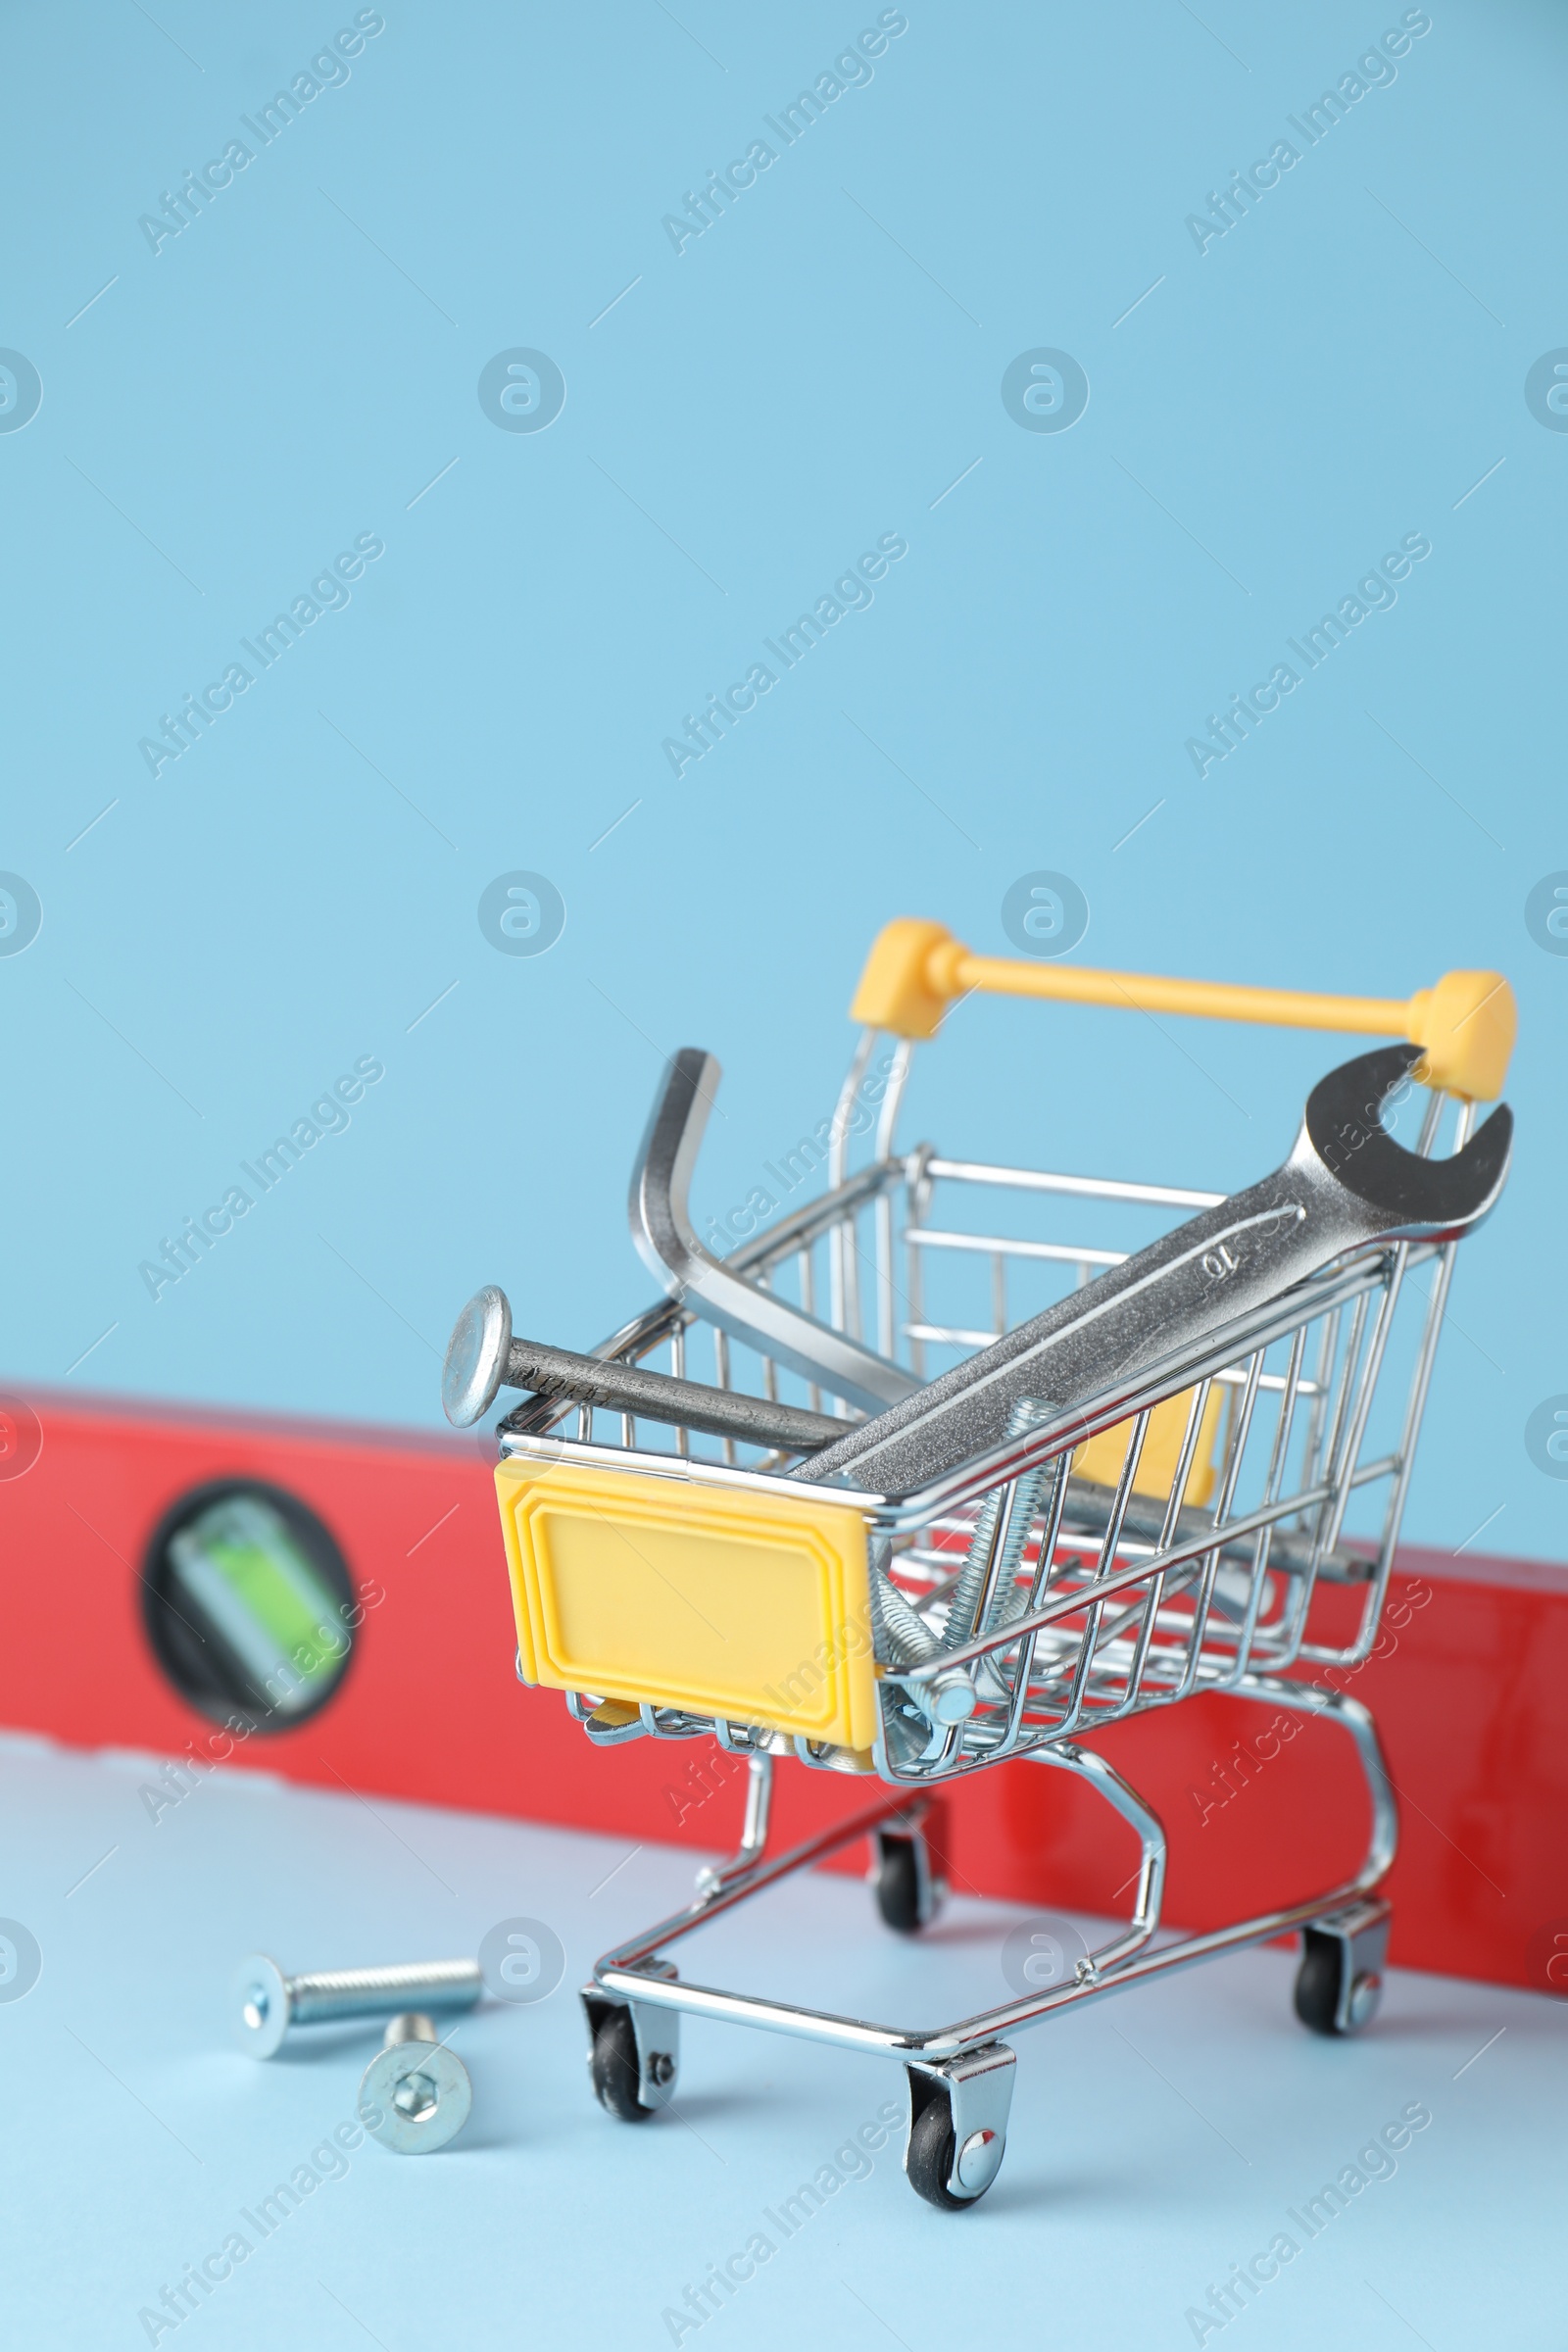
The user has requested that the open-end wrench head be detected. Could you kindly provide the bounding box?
[1301,1046,1513,1238]
[800,1043,1515,1502]
[442,1285,514,1427]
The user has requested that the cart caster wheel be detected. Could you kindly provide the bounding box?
[1294,1932,1382,2037]
[590,2007,656,2121]
[873,1827,942,1936]
[906,2084,1003,2211]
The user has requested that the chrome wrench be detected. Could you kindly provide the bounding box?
[796,1046,1511,1498]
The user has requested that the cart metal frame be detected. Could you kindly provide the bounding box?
[492,1017,1487,2205]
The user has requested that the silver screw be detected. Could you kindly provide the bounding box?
[942,1396,1057,1650]
[232,1952,482,2059]
[870,1548,978,1728]
[359,2012,473,2156]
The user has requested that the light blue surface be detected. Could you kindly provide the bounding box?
[1,3,1564,1562]
[5,1735,1564,2349]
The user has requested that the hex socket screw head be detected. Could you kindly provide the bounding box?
[234,1955,294,2058]
[360,2013,473,2155]
[232,1953,483,2058]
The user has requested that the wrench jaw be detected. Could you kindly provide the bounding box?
[1298,1045,1513,1243]
[799,1045,1515,1500]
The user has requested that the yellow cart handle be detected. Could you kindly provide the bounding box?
[850,919,1516,1101]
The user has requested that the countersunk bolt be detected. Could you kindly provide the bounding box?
[359,2012,473,2155]
[232,1953,482,2058]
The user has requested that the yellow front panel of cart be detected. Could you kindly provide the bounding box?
[495,1458,878,1750]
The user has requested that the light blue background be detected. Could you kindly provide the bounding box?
[8,1737,1564,2351]
[1,0,1564,1558]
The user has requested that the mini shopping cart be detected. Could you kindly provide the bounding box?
[443,920,1516,2209]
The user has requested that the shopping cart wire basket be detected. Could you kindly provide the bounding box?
[444,921,1515,2208]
